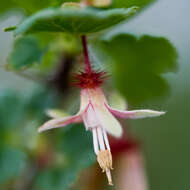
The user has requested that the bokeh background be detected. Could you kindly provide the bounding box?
[0,0,189,189]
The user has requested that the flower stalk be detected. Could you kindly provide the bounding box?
[81,35,92,73]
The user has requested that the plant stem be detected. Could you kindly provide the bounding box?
[81,35,92,73]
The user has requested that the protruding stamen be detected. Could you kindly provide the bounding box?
[97,128,105,150]
[103,129,110,150]
[91,127,113,185]
[97,150,113,185]
[92,128,99,155]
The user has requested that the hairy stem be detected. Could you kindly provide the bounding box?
[81,35,92,73]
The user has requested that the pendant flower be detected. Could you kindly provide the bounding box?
[38,74,164,185]
[38,36,165,185]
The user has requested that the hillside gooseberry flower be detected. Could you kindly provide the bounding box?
[38,36,165,185]
[38,76,164,185]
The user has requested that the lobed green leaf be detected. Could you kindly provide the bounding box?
[7,36,46,69]
[91,34,178,105]
[5,7,138,35]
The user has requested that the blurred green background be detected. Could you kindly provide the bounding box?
[0,0,189,189]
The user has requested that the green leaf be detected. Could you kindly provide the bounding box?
[0,0,55,16]
[59,124,95,168]
[5,7,138,35]
[0,90,26,132]
[0,1,16,16]
[0,0,80,16]
[7,36,46,69]
[91,34,178,105]
[112,0,156,8]
[0,0,48,16]
[0,146,27,184]
[34,124,95,190]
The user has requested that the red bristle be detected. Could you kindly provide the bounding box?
[73,70,107,89]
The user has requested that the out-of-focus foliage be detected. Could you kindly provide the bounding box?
[111,0,156,8]
[0,89,46,186]
[0,88,95,189]
[0,88,55,145]
[5,7,137,35]
[0,0,50,16]
[91,34,178,105]
[0,0,182,189]
[34,124,95,190]
[7,36,46,70]
[0,146,27,184]
[0,0,80,16]
[6,32,81,72]
[0,0,155,19]
[0,1,15,16]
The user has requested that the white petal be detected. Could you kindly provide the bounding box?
[38,114,82,133]
[125,110,165,119]
[82,103,99,130]
[93,104,123,138]
[80,90,91,112]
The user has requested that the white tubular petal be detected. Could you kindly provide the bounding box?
[103,129,110,150]
[105,104,165,119]
[94,104,123,138]
[92,128,99,155]
[81,88,122,137]
[82,104,99,130]
[38,115,82,133]
[97,127,105,150]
